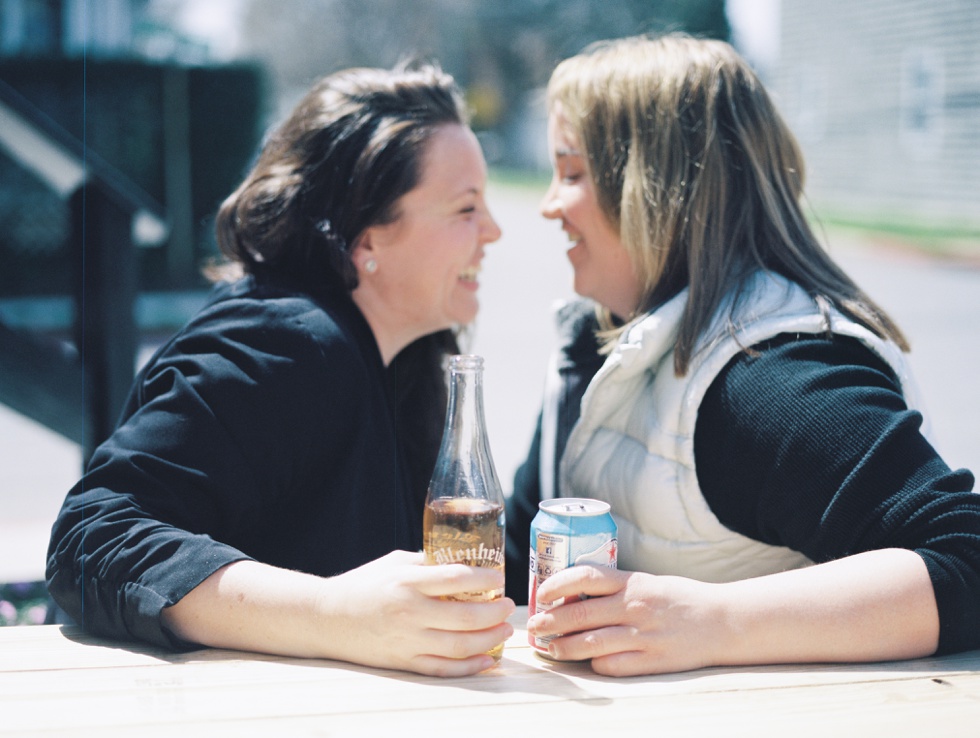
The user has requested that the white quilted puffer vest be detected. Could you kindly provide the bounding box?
[557,271,926,582]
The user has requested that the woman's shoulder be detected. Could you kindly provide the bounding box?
[696,334,905,457]
[718,332,900,402]
[141,278,379,404]
[552,298,603,364]
[187,277,374,361]
[197,277,337,324]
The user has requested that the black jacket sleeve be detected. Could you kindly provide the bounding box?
[505,415,542,604]
[695,333,980,655]
[45,294,365,648]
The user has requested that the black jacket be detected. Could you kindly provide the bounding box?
[47,275,425,648]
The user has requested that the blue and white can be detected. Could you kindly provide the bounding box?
[528,497,618,655]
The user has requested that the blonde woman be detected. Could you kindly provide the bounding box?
[506,34,979,676]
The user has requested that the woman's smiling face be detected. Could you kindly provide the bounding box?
[540,104,641,320]
[354,124,501,358]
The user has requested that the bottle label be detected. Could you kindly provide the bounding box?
[429,542,504,567]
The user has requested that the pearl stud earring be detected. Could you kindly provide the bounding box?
[365,258,378,273]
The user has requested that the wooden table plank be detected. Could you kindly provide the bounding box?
[4,667,980,737]
[3,611,980,736]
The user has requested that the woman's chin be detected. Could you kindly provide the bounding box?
[448,295,480,327]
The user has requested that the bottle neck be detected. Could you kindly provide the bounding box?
[446,359,485,461]
[429,354,502,501]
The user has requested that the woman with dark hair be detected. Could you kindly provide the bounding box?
[506,34,980,676]
[47,64,512,676]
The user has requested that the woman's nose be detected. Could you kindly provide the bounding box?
[540,182,561,220]
[481,209,502,244]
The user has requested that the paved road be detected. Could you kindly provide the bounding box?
[1,182,977,582]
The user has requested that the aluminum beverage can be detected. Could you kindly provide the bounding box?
[528,497,617,655]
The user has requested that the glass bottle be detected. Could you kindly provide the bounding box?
[423,354,506,660]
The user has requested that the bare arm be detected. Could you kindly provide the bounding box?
[162,551,515,677]
[527,548,938,676]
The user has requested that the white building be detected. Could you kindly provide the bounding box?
[771,0,980,231]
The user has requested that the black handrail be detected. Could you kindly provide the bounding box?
[0,76,167,231]
[0,76,169,462]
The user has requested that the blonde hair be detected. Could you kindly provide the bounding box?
[548,34,907,374]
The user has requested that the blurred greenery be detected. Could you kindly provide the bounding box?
[815,214,980,264]
[817,213,980,244]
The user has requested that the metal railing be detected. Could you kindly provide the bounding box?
[0,78,168,463]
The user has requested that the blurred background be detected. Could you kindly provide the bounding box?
[1,0,977,621]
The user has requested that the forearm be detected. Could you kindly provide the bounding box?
[161,552,516,675]
[714,548,939,665]
[696,334,976,661]
[161,560,334,659]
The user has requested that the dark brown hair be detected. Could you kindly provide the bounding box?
[215,64,468,290]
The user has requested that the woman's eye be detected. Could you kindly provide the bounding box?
[460,206,476,215]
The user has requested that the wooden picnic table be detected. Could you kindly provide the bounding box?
[2,606,978,736]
